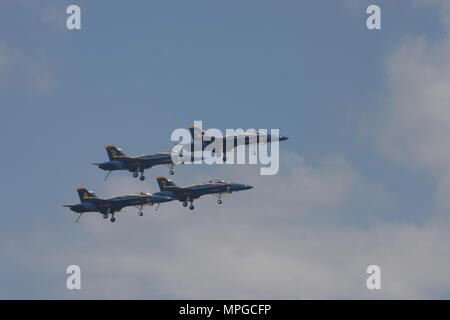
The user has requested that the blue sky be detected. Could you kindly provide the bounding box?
[2,0,450,299]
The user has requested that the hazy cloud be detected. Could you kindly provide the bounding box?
[0,43,55,93]
[369,1,450,211]
[2,152,449,299]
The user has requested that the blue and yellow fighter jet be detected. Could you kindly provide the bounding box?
[154,176,253,210]
[181,126,289,161]
[92,145,185,181]
[63,187,174,223]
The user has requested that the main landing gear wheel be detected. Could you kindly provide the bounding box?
[110,217,116,223]
[138,212,143,216]
[133,172,139,178]
[183,201,188,207]
[168,163,174,175]
[217,199,222,204]
[140,176,145,181]
[189,205,194,210]
[103,214,108,219]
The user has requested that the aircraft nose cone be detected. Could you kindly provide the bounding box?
[239,184,253,191]
[279,135,289,141]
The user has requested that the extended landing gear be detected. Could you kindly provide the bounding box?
[168,163,175,175]
[138,205,144,216]
[183,200,194,210]
[132,168,145,181]
[102,209,116,222]
[214,194,223,205]
[103,209,113,221]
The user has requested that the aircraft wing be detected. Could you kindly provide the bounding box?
[116,156,144,165]
[144,153,173,164]
[86,198,110,205]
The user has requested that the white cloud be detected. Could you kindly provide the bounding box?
[2,151,450,299]
[369,1,450,211]
[373,37,450,173]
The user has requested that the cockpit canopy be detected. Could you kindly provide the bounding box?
[207,179,230,184]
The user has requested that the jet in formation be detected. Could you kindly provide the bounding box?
[180,125,289,161]
[65,125,288,223]
[63,187,174,223]
[154,176,253,210]
[92,145,194,181]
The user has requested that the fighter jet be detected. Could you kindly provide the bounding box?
[63,187,174,223]
[92,145,192,181]
[180,126,289,161]
[154,176,253,210]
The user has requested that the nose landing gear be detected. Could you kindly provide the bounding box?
[137,205,144,216]
[214,194,223,205]
[167,163,175,175]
